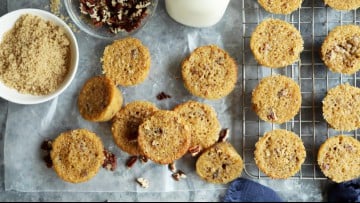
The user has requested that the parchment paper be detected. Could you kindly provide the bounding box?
[4,0,243,192]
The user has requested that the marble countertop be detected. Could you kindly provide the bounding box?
[0,0,331,201]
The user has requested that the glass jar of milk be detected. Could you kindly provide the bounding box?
[165,0,230,28]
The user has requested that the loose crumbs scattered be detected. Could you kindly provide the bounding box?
[0,14,71,95]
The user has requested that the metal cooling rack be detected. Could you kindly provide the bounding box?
[241,0,360,179]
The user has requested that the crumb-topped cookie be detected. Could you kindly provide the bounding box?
[250,18,304,68]
[78,76,123,122]
[321,24,360,74]
[318,135,360,183]
[181,45,238,99]
[324,0,360,11]
[254,129,306,179]
[252,75,301,124]
[138,110,191,164]
[322,83,360,131]
[258,0,303,14]
[174,100,221,154]
[112,101,158,156]
[102,37,151,86]
[196,142,243,184]
[50,129,105,183]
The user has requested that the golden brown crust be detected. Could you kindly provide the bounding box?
[254,129,306,179]
[321,25,360,74]
[322,83,360,131]
[111,101,158,156]
[317,135,360,183]
[138,110,191,164]
[181,45,238,99]
[252,75,301,124]
[50,129,104,183]
[102,37,151,86]
[174,100,221,152]
[250,19,304,68]
[78,76,123,122]
[258,0,303,14]
[196,142,243,184]
[324,0,360,10]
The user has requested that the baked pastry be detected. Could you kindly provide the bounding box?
[252,75,301,124]
[102,37,151,86]
[174,100,221,153]
[196,142,243,184]
[321,24,360,74]
[181,45,238,99]
[318,135,360,183]
[258,0,303,14]
[250,18,304,68]
[138,110,191,164]
[78,76,123,122]
[322,83,360,131]
[50,129,105,183]
[254,129,306,179]
[111,101,158,156]
[324,0,360,10]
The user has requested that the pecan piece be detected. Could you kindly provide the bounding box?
[102,150,117,171]
[156,92,171,100]
[168,162,177,173]
[267,109,278,121]
[218,128,229,142]
[188,145,201,157]
[139,155,148,164]
[136,177,149,188]
[126,156,138,169]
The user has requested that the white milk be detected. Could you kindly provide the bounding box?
[165,0,230,28]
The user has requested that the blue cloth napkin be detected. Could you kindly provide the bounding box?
[223,178,283,202]
[328,178,360,202]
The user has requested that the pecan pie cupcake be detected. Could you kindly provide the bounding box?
[250,19,304,68]
[181,45,238,99]
[50,129,105,183]
[102,37,151,86]
[196,142,243,184]
[252,75,301,124]
[321,24,360,74]
[318,135,360,183]
[112,101,158,156]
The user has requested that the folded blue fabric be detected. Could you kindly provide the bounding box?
[223,178,283,202]
[328,178,360,202]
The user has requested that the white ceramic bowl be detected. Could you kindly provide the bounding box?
[0,9,79,105]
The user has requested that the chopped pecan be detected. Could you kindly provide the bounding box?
[188,145,201,157]
[126,156,138,169]
[41,140,53,151]
[136,177,149,188]
[267,109,277,121]
[171,170,187,181]
[218,128,229,142]
[43,154,53,168]
[102,150,117,171]
[156,92,171,100]
[168,162,177,173]
[139,155,148,164]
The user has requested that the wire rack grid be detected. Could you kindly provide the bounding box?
[241,0,360,180]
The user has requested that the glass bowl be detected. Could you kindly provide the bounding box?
[64,0,158,40]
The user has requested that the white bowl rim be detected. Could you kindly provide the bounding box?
[0,8,79,105]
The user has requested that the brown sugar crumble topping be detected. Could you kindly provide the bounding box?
[79,0,153,33]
